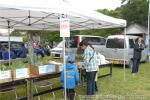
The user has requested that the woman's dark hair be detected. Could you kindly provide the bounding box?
[79,39,94,49]
[135,37,145,44]
[79,39,89,46]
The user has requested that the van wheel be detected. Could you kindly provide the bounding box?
[129,59,133,71]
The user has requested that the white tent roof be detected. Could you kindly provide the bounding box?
[0,0,126,30]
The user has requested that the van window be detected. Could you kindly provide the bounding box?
[66,37,78,48]
[106,38,125,48]
[56,37,78,48]
[82,37,106,45]
[129,39,134,48]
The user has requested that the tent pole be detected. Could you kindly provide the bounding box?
[123,27,127,81]
[7,20,11,67]
[148,0,150,60]
[63,37,67,100]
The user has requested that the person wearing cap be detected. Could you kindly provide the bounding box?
[60,55,80,100]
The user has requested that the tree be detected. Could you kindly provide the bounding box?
[97,9,121,18]
[120,0,148,26]
[11,30,21,36]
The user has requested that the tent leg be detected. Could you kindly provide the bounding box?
[123,27,127,81]
[63,37,67,100]
[7,20,11,67]
[147,0,150,61]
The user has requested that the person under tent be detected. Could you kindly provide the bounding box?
[17,43,28,58]
[2,47,9,60]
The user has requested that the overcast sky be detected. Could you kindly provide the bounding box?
[68,0,122,10]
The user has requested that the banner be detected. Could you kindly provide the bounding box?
[60,18,70,37]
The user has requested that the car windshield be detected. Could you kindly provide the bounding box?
[56,41,63,48]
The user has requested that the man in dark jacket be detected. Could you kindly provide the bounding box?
[132,37,145,74]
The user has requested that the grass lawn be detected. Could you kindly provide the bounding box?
[0,62,150,100]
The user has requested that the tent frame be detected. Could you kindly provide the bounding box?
[0,4,126,100]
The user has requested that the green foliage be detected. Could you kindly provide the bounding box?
[39,31,61,43]
[97,9,121,18]
[0,64,8,70]
[10,30,21,36]
[11,60,26,69]
[79,28,122,37]
[0,60,29,71]
[27,30,62,44]
[120,0,148,26]
[75,55,83,61]
[38,56,51,64]
[22,35,29,42]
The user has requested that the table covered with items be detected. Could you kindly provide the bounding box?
[0,60,112,100]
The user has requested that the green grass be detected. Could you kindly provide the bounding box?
[0,62,150,100]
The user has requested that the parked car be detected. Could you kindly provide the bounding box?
[0,36,28,60]
[51,35,106,58]
[102,35,148,68]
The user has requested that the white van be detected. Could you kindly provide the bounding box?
[103,35,147,68]
[51,35,106,58]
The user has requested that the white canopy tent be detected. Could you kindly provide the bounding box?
[0,0,126,30]
[0,0,127,100]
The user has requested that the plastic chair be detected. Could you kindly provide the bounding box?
[34,81,55,100]
[0,86,18,99]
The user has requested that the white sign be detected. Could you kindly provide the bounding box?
[60,18,70,37]
[16,68,29,79]
[0,70,11,79]
[38,64,56,74]
[38,65,48,74]
[47,64,56,73]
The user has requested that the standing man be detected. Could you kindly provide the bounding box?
[132,37,145,74]
[79,40,99,95]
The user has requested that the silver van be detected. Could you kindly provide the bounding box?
[51,35,106,58]
[103,35,147,67]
